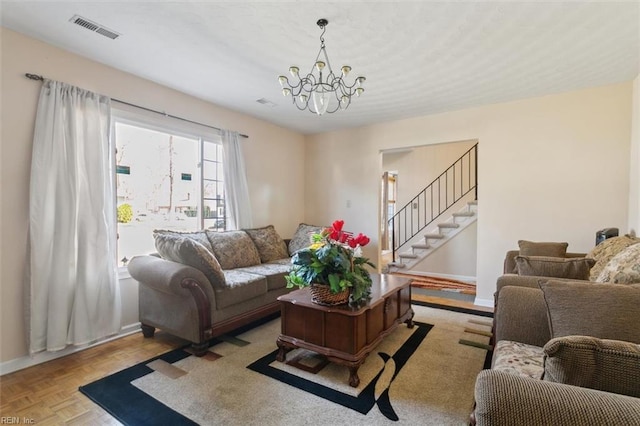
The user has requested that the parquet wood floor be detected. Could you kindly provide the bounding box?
[0,331,189,425]
[0,295,492,425]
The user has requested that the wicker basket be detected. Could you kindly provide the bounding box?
[309,284,349,306]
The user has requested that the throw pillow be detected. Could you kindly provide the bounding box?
[288,223,324,256]
[515,256,595,280]
[595,243,640,284]
[243,225,289,263]
[205,230,262,269]
[539,280,640,344]
[518,240,568,258]
[154,233,226,289]
[587,235,640,281]
[153,229,214,253]
[543,335,640,398]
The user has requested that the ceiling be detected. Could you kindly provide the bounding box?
[2,1,639,135]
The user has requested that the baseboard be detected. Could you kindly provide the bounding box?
[473,297,494,308]
[0,323,141,375]
[401,270,476,284]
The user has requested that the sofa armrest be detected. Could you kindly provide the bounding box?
[473,370,640,426]
[496,274,590,298]
[128,255,216,303]
[495,286,551,347]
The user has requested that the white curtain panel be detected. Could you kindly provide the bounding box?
[220,130,253,229]
[27,80,121,354]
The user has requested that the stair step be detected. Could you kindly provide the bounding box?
[388,262,406,269]
[453,211,475,217]
[438,223,460,229]
[468,200,478,206]
[399,253,418,260]
[424,233,445,240]
[411,243,431,250]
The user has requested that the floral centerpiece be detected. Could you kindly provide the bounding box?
[285,220,375,306]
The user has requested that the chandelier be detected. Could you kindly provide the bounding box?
[278,19,366,115]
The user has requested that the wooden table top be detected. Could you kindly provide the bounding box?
[277,273,411,316]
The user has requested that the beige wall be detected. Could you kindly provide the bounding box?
[0,28,306,363]
[629,74,640,235]
[306,82,632,304]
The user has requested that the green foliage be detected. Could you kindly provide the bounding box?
[117,203,133,223]
[285,238,376,306]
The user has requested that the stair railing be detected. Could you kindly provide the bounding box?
[389,143,478,262]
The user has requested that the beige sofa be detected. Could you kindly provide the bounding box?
[473,281,640,425]
[128,224,322,355]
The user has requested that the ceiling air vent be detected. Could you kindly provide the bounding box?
[69,15,120,40]
[256,98,277,107]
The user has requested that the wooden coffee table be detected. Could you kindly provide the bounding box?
[276,274,414,387]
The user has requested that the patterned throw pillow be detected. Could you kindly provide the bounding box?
[595,243,640,284]
[288,223,324,256]
[154,233,226,289]
[153,229,214,253]
[205,230,262,269]
[515,256,595,280]
[243,225,289,263]
[587,235,640,281]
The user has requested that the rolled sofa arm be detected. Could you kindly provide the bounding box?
[128,255,217,344]
[495,286,550,347]
[473,370,640,426]
[128,255,215,301]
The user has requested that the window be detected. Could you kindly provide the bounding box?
[113,111,225,267]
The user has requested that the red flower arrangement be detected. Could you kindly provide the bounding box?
[286,220,375,305]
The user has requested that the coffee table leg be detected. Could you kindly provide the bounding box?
[276,338,291,362]
[405,308,415,329]
[348,366,360,387]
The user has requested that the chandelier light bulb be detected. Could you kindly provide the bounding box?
[300,94,308,103]
[282,88,291,96]
[341,66,351,77]
[356,87,364,97]
[278,76,287,86]
[356,76,366,86]
[315,61,326,71]
[289,66,299,77]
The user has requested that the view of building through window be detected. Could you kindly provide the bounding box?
[115,120,224,267]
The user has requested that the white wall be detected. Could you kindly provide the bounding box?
[629,74,640,235]
[412,221,478,278]
[0,28,306,365]
[305,83,632,306]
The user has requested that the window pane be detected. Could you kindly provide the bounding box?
[116,122,199,266]
[203,199,225,231]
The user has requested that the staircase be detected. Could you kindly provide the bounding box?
[389,199,477,271]
[386,143,477,272]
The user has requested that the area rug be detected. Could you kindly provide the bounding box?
[80,305,491,425]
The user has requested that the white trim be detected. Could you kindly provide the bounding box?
[473,297,494,308]
[403,270,476,284]
[0,323,141,375]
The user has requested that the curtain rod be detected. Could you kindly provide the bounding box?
[25,73,248,139]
